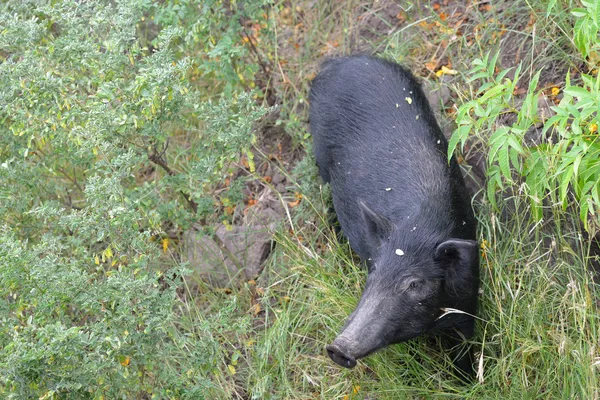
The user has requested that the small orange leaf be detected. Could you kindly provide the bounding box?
[241,156,250,169]
[395,11,406,23]
[248,279,256,286]
[551,87,560,96]
[120,356,131,367]
[250,303,262,315]
[425,61,438,71]
[256,287,265,296]
[288,192,303,207]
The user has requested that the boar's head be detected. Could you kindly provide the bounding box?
[326,202,479,369]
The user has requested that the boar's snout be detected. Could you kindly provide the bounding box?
[326,337,358,368]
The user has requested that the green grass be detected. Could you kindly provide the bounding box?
[192,185,599,399]
[178,0,600,398]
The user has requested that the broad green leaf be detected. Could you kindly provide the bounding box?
[447,124,470,162]
[480,84,508,103]
[564,87,591,98]
[506,135,525,153]
[487,177,498,210]
[580,197,590,228]
[498,146,511,182]
[559,166,574,207]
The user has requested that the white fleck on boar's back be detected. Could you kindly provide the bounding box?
[309,55,480,380]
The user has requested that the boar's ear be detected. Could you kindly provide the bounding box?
[359,201,392,243]
[434,239,479,291]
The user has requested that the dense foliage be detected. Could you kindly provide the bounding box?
[450,1,600,229]
[0,0,268,397]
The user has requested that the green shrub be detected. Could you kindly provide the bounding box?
[450,1,600,229]
[0,0,270,397]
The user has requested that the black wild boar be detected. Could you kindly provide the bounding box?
[309,55,479,378]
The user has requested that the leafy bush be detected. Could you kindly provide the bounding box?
[0,0,270,397]
[450,1,600,230]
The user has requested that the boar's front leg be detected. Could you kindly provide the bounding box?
[442,316,475,382]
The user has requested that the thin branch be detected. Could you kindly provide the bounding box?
[148,142,198,214]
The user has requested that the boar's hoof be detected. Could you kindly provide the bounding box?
[326,343,357,368]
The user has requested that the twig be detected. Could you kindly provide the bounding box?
[148,142,198,214]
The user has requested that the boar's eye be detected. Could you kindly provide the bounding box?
[407,279,422,290]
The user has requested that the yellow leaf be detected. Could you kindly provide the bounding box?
[95,255,100,265]
[103,247,113,260]
[353,385,360,394]
[162,238,169,253]
[437,65,458,77]
[551,87,560,96]
[120,356,130,366]
[228,364,236,375]
[247,150,256,173]
[441,65,458,75]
